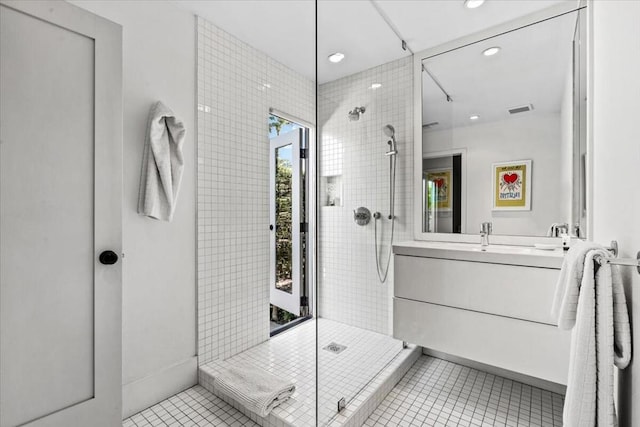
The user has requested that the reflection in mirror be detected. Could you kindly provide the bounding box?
[423,151,463,233]
[421,9,587,237]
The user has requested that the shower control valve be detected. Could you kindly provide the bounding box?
[353,207,372,226]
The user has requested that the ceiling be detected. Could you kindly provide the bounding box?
[172,0,578,84]
[422,10,579,130]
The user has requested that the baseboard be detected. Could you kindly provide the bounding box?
[122,356,198,419]
[422,348,567,395]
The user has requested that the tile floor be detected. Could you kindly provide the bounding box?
[122,385,258,427]
[124,344,565,427]
[199,318,406,426]
[364,356,564,427]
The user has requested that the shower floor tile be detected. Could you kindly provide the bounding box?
[364,356,564,427]
[200,318,408,427]
[122,385,258,427]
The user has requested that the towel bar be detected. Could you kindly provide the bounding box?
[602,240,640,274]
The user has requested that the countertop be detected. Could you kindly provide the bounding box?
[393,240,565,269]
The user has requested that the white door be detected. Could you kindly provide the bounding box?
[269,129,302,315]
[0,1,122,426]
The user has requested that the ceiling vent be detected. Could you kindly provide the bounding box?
[423,121,439,129]
[508,104,534,115]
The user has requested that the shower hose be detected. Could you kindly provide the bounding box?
[375,151,397,283]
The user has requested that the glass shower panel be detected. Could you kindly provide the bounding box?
[316,1,411,424]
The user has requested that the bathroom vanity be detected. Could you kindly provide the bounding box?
[392,241,570,386]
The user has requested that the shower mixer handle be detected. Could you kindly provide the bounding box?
[354,207,372,225]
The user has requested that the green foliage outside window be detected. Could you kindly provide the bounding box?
[275,156,293,290]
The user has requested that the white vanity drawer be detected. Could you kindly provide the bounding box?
[395,255,560,325]
[393,298,571,385]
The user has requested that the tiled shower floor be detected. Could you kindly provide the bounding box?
[199,318,407,426]
[365,356,564,427]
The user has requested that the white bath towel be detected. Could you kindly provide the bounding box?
[213,361,295,417]
[137,101,186,221]
[552,241,632,427]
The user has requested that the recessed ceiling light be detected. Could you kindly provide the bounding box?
[464,0,485,9]
[328,52,345,63]
[469,115,480,120]
[483,47,501,56]
[370,83,382,90]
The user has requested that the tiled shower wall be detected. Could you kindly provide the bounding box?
[318,57,414,335]
[196,17,314,364]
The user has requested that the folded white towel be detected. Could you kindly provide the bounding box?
[137,101,186,221]
[213,361,295,417]
[552,240,632,427]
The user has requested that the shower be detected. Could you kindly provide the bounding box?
[348,106,366,121]
[374,124,397,283]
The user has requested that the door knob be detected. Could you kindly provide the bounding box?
[99,250,118,265]
[269,224,274,231]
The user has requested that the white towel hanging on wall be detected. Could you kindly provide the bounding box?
[137,101,186,221]
[552,240,632,427]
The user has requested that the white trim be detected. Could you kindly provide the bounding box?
[585,2,594,241]
[269,108,314,130]
[413,2,587,244]
[122,357,198,419]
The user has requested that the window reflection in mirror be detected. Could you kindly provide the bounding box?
[421,8,587,237]
[423,153,463,233]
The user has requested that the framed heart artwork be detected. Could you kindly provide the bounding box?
[425,169,452,211]
[492,160,532,211]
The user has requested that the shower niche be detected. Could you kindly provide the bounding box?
[321,175,343,207]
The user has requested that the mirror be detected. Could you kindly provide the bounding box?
[420,8,587,238]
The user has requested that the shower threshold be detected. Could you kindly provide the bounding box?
[270,315,312,337]
[199,318,420,427]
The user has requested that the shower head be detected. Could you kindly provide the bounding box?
[384,124,397,155]
[348,106,365,121]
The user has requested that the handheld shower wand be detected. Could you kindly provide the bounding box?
[375,125,398,283]
[384,124,397,156]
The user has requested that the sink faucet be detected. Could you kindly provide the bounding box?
[480,222,492,249]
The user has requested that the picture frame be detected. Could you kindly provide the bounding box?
[425,169,452,211]
[492,160,532,211]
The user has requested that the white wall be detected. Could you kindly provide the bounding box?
[196,18,315,365]
[423,113,568,236]
[68,1,197,417]
[318,57,414,335]
[590,1,640,425]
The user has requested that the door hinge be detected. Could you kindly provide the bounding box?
[300,296,308,307]
[300,222,308,233]
[300,148,307,159]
